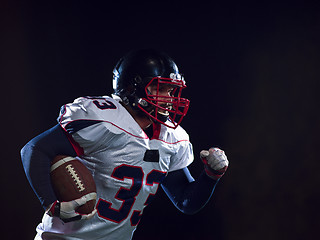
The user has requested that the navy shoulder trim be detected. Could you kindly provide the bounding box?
[64,120,103,134]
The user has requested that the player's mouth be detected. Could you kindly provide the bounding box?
[157,103,172,116]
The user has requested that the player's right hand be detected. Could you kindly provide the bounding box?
[46,193,97,223]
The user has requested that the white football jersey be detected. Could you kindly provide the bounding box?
[35,96,193,240]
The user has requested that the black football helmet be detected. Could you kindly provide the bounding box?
[112,49,190,129]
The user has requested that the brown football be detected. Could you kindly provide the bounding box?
[50,155,96,214]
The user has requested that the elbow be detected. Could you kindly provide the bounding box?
[20,142,30,159]
[180,209,200,215]
[176,201,204,215]
[20,141,36,172]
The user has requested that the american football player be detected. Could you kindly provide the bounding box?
[21,49,229,239]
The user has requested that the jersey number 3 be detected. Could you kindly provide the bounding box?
[96,164,166,226]
[92,98,117,110]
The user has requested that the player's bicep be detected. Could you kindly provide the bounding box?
[161,167,218,215]
[26,124,77,158]
[161,168,194,205]
[20,124,76,208]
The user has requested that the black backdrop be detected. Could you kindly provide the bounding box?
[2,1,320,239]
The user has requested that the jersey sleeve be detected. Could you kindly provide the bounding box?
[167,126,194,172]
[57,96,119,155]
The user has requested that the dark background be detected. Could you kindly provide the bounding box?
[2,0,320,239]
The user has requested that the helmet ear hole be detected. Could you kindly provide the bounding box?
[138,98,148,107]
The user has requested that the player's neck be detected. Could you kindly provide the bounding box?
[122,103,153,130]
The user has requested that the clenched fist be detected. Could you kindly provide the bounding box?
[200,147,229,180]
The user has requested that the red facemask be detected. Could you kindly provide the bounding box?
[137,77,190,129]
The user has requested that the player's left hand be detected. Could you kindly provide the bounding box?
[46,193,97,223]
[200,147,229,180]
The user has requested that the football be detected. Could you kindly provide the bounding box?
[50,155,97,214]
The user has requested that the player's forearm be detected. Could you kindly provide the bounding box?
[161,168,219,215]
